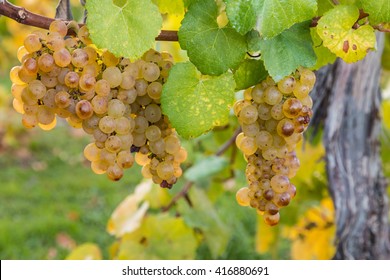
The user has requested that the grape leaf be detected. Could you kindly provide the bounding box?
[223,0,261,35]
[317,0,335,16]
[152,0,184,15]
[106,181,152,238]
[310,27,336,70]
[117,214,197,259]
[257,22,317,82]
[178,187,230,258]
[184,156,229,182]
[85,0,162,60]
[178,0,247,75]
[360,0,390,25]
[234,59,268,90]
[317,5,376,63]
[256,0,317,38]
[161,62,236,139]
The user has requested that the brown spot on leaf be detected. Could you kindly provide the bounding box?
[343,40,349,53]
[352,44,357,50]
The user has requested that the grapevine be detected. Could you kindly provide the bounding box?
[10,20,186,187]
[234,68,315,225]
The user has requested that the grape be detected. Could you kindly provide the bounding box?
[105,135,122,153]
[255,130,273,149]
[71,49,89,68]
[277,76,296,94]
[238,104,258,124]
[103,67,122,88]
[145,104,162,123]
[156,162,174,180]
[24,34,42,53]
[115,116,132,134]
[91,95,109,114]
[28,80,46,99]
[64,71,80,88]
[84,143,101,162]
[121,72,136,89]
[263,86,283,105]
[282,98,302,118]
[135,79,148,96]
[75,100,94,120]
[277,118,295,138]
[107,164,124,181]
[99,116,116,134]
[145,125,161,141]
[55,91,71,108]
[79,74,96,92]
[95,79,111,96]
[37,106,55,125]
[164,135,181,154]
[142,62,160,82]
[53,48,71,67]
[23,58,38,75]
[147,82,163,99]
[116,151,134,169]
[46,32,65,51]
[236,187,251,206]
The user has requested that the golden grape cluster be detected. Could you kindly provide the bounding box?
[234,68,316,225]
[10,20,186,187]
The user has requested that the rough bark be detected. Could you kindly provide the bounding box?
[311,33,390,259]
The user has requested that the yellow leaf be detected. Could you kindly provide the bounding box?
[317,5,376,63]
[106,180,152,237]
[287,198,336,259]
[66,243,102,260]
[116,214,198,260]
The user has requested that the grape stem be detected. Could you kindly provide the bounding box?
[0,0,179,41]
[161,127,242,212]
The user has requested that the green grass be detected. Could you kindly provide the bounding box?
[0,124,142,259]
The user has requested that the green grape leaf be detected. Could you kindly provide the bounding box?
[317,5,376,63]
[117,214,197,259]
[152,0,184,15]
[234,59,268,90]
[223,0,261,35]
[184,156,229,182]
[178,187,230,258]
[258,22,317,81]
[86,0,162,60]
[178,0,247,75]
[360,0,390,25]
[317,0,335,16]
[161,62,236,139]
[256,0,317,38]
[310,28,337,70]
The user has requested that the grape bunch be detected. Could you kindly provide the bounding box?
[9,20,186,187]
[234,68,315,225]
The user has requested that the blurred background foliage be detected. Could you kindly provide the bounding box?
[0,0,389,260]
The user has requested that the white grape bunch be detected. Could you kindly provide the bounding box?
[10,20,186,187]
[234,68,316,225]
